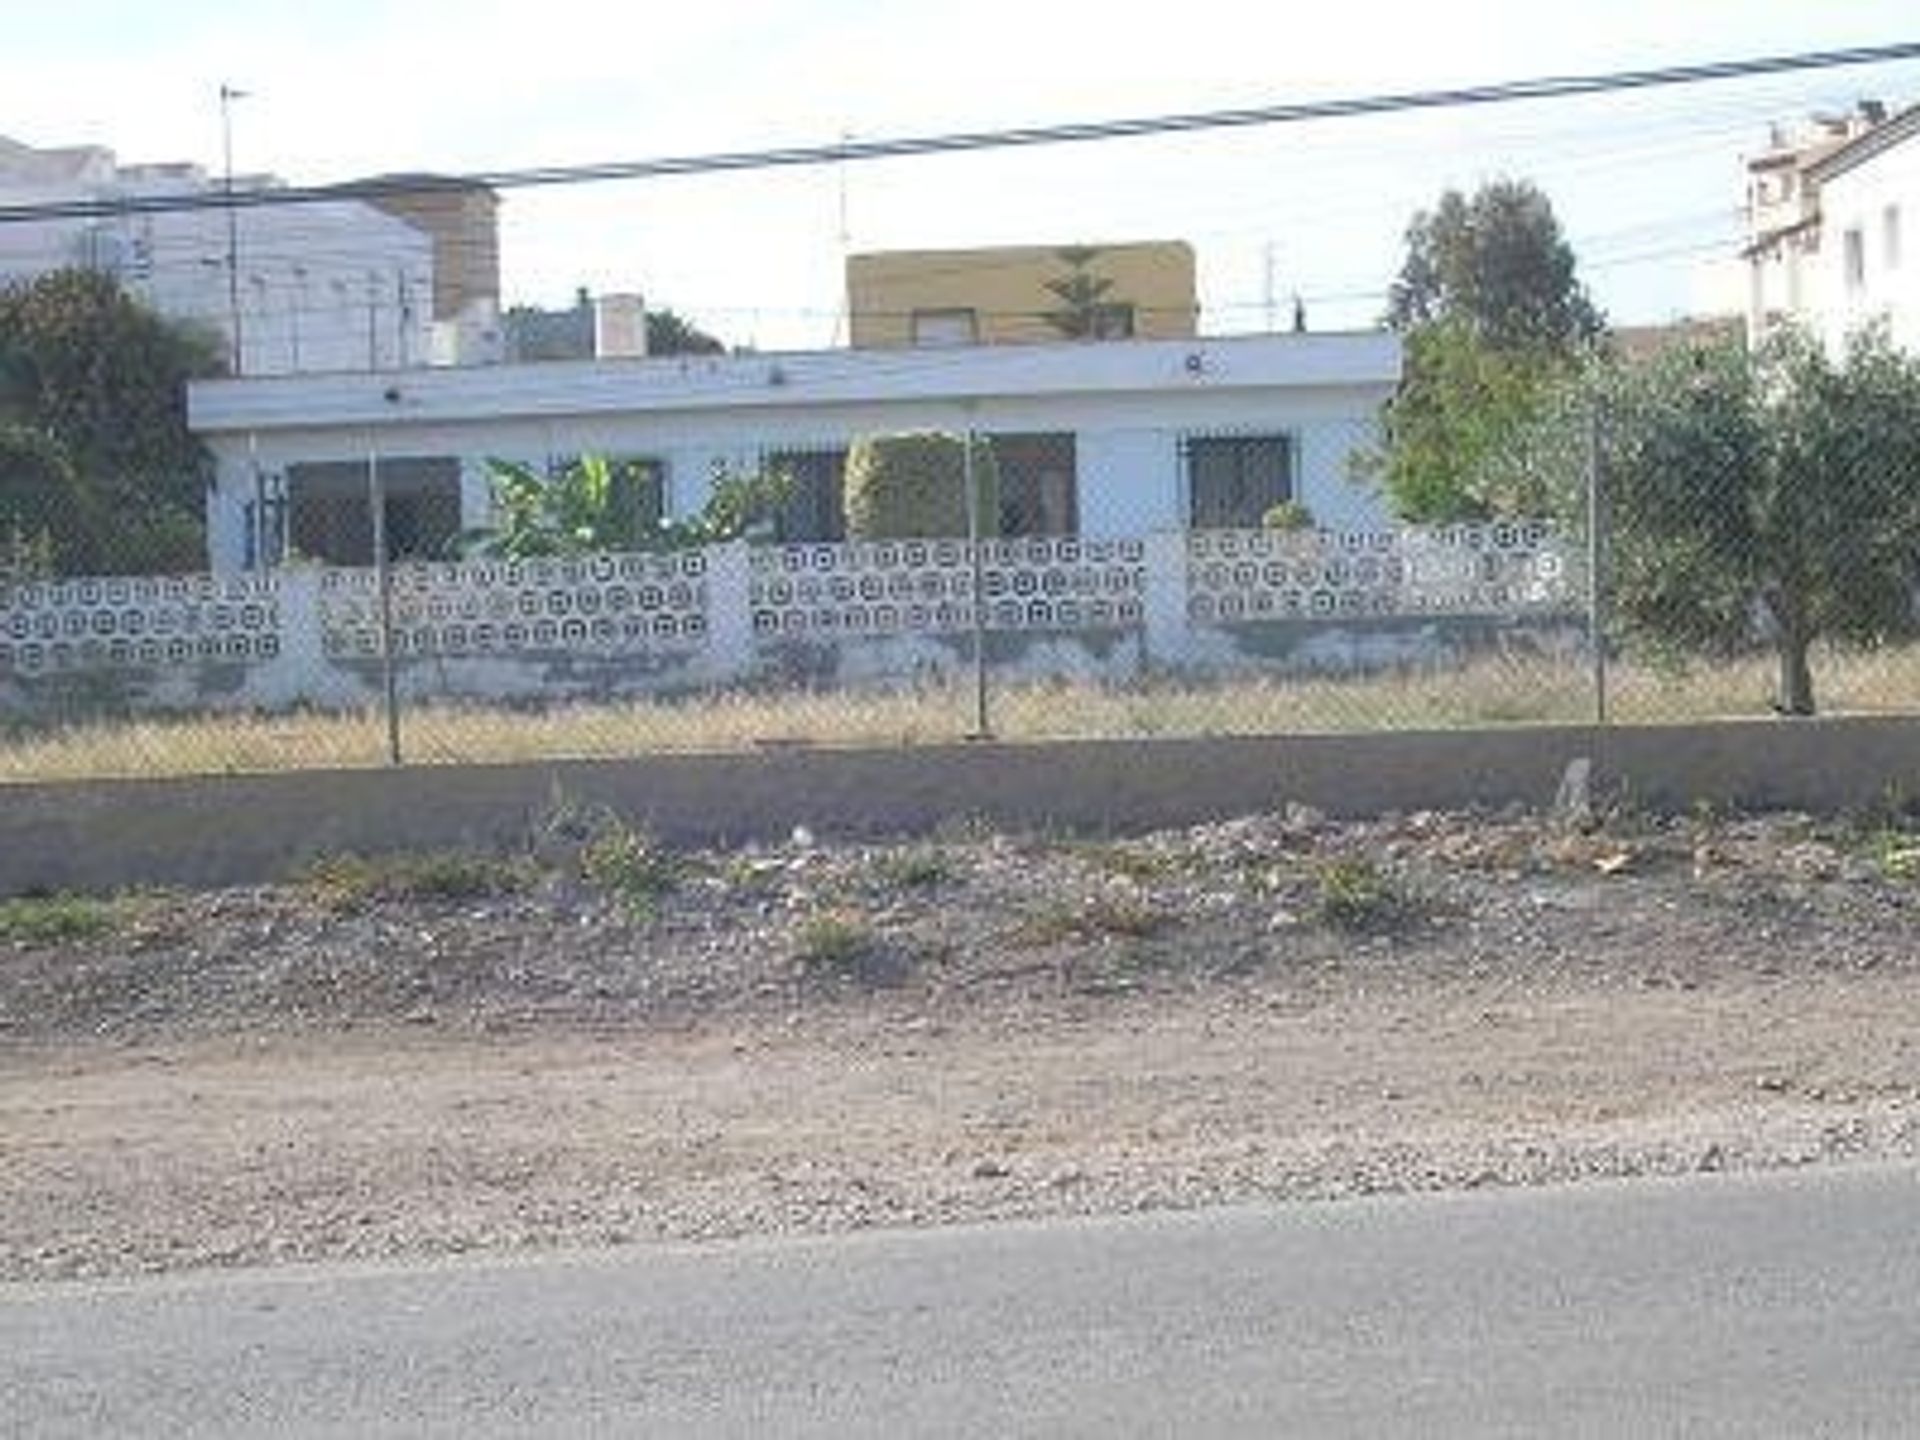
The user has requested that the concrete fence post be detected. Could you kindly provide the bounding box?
[699,540,755,683]
[1142,528,1191,669]
[253,565,331,707]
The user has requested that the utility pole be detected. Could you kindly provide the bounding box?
[219,84,247,374]
[830,128,853,347]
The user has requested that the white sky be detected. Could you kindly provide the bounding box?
[8,1,1920,349]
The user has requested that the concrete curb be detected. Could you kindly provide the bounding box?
[3,717,1917,896]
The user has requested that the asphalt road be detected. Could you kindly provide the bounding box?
[6,1165,1919,1438]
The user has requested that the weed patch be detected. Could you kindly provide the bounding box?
[1011,893,1171,946]
[295,852,532,910]
[0,893,118,944]
[868,847,954,891]
[1313,857,1421,933]
[579,821,680,919]
[793,907,893,984]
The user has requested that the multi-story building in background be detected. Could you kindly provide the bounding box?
[1740,100,1917,354]
[846,240,1197,348]
[0,135,502,375]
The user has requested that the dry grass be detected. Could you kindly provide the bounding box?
[3,644,1918,783]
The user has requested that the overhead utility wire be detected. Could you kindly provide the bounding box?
[3,40,1917,226]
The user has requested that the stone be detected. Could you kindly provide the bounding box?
[1552,757,1594,831]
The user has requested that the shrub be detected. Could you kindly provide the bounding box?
[579,820,679,919]
[1313,857,1415,932]
[1261,499,1316,533]
[843,432,1000,540]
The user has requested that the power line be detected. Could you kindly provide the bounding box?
[2,40,1917,225]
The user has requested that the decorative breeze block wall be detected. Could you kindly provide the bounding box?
[748,537,1147,640]
[316,552,709,659]
[0,574,281,675]
[1186,524,1572,624]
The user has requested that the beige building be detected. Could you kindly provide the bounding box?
[846,240,1197,348]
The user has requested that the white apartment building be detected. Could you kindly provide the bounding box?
[1741,101,1918,355]
[1804,105,1918,355]
[0,136,501,376]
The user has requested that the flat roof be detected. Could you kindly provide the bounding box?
[189,330,1401,436]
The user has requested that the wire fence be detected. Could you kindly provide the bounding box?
[5,393,1920,783]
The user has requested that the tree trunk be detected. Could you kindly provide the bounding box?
[1776,629,1816,716]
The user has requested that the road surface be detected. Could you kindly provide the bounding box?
[5,1165,1919,1437]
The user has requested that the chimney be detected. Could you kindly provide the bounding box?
[593,292,648,359]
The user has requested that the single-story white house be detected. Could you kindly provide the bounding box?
[186,330,1401,572]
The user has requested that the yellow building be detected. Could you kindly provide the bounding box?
[846,240,1197,348]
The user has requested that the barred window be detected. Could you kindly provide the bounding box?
[991,432,1078,537]
[764,448,848,543]
[1185,434,1294,529]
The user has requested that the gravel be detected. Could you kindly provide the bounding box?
[3,802,1918,1282]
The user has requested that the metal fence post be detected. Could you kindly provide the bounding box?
[964,411,992,741]
[1586,396,1608,727]
[367,436,403,765]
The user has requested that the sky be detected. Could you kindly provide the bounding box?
[7,1,1920,350]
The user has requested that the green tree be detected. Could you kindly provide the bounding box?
[0,422,83,582]
[1363,180,1601,521]
[843,432,1000,540]
[646,308,725,356]
[1509,327,1920,716]
[0,268,221,573]
[1386,179,1602,350]
[1041,247,1133,339]
[1354,319,1559,522]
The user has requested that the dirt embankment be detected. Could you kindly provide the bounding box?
[3,804,1918,1282]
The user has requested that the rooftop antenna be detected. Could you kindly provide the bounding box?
[218,83,249,373]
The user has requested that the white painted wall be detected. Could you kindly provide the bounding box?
[0,154,436,377]
[190,335,1400,569]
[1813,137,1920,355]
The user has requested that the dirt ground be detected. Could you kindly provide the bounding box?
[4,803,1918,1282]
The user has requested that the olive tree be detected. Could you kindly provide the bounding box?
[1508,327,1920,715]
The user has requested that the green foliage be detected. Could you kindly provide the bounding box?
[296,851,533,910]
[1386,180,1603,351]
[579,820,679,919]
[1012,893,1170,945]
[1041,246,1133,339]
[1261,499,1316,533]
[0,269,220,575]
[1356,320,1572,522]
[793,907,881,977]
[0,421,82,581]
[1313,857,1414,932]
[0,892,118,943]
[868,847,953,890]
[843,432,1001,540]
[1577,326,1920,716]
[464,456,789,558]
[1364,181,1601,523]
[645,307,725,356]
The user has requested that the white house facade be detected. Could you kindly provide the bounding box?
[187,331,1403,573]
[1740,102,1918,355]
[1803,105,1918,355]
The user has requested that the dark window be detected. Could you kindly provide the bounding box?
[1185,434,1293,529]
[991,432,1078,537]
[287,456,462,564]
[910,308,978,347]
[764,448,847,543]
